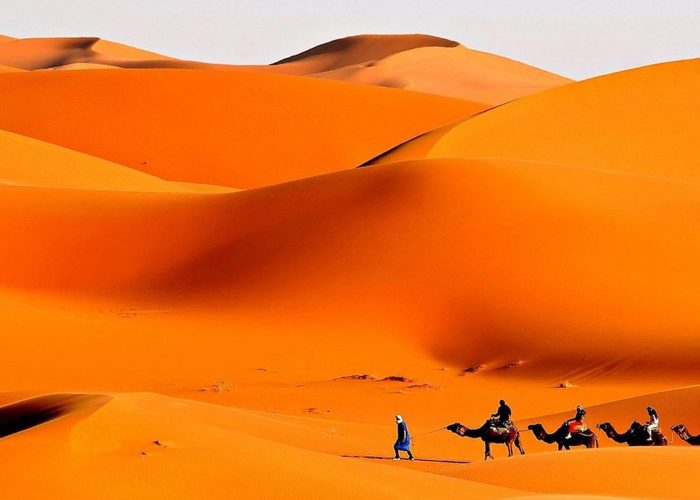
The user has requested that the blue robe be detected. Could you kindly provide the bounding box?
[394,421,411,451]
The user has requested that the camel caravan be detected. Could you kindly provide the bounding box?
[398,401,700,461]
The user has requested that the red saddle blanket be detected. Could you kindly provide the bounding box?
[568,421,589,433]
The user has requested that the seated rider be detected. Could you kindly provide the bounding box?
[491,399,512,428]
[645,406,660,442]
[564,405,587,438]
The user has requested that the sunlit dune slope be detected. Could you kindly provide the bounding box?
[0,392,523,499]
[3,158,700,379]
[312,44,571,105]
[0,69,485,188]
[374,59,700,183]
[272,34,459,74]
[92,38,173,61]
[0,129,230,192]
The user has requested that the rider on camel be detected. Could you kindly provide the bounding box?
[564,405,587,438]
[491,400,512,428]
[645,406,660,442]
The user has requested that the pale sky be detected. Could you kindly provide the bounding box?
[2,0,698,79]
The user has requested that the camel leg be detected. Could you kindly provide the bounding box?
[484,441,493,460]
[506,441,513,457]
[515,436,525,455]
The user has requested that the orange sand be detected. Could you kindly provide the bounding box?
[0,69,485,188]
[274,36,572,105]
[0,32,698,499]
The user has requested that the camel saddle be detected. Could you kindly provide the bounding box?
[489,419,513,436]
[568,421,589,434]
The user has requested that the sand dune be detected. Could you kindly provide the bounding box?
[373,58,700,184]
[0,129,231,192]
[0,69,484,188]
[272,34,460,74]
[267,34,571,104]
[0,35,570,104]
[0,29,697,499]
[0,391,524,499]
[92,38,173,61]
[311,43,572,104]
[0,37,106,70]
[0,37,190,71]
[3,157,700,381]
[0,36,256,72]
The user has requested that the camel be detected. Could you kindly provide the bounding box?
[597,421,668,446]
[528,422,599,450]
[671,424,700,446]
[446,419,525,460]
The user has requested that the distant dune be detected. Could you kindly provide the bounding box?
[270,34,572,104]
[0,34,571,104]
[272,34,460,73]
[0,69,484,188]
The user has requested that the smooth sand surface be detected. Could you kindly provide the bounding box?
[0,69,485,188]
[0,33,697,499]
[269,34,571,104]
[311,44,571,104]
[374,58,700,183]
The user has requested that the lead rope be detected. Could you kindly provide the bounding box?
[410,425,448,444]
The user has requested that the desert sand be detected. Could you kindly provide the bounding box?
[0,32,698,499]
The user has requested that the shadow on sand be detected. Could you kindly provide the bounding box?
[0,394,110,439]
[341,455,470,464]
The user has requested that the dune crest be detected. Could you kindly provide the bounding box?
[269,34,571,104]
[272,34,459,73]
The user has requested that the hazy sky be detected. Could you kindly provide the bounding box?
[2,0,699,79]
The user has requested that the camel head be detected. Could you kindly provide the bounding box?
[596,422,612,433]
[671,424,687,438]
[527,423,544,439]
[446,423,465,436]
